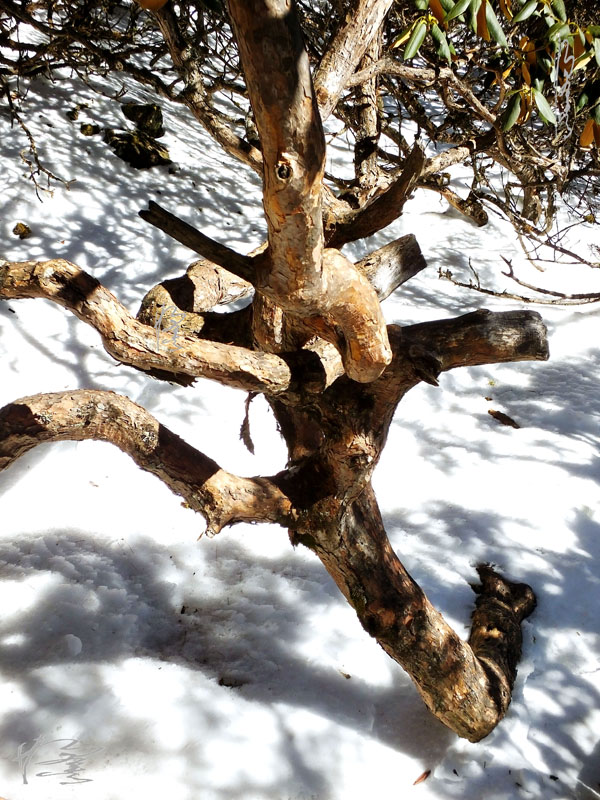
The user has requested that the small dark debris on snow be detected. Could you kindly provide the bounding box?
[453,769,459,776]
[549,775,559,781]
[488,409,520,429]
[13,222,32,239]
[218,675,248,688]
[80,123,100,136]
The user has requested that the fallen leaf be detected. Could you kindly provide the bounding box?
[488,409,520,429]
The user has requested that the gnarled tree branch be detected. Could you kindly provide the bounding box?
[0,259,291,394]
[0,390,295,535]
[226,0,392,383]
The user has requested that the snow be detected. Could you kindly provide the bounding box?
[1,69,600,800]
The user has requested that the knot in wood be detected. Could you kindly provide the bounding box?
[275,160,292,181]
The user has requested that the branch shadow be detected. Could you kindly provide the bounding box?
[0,528,454,798]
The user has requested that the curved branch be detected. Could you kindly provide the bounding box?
[308,485,535,742]
[0,259,291,394]
[0,390,295,535]
[327,143,425,248]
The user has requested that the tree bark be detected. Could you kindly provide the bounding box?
[0,259,291,394]
[298,484,535,743]
[226,0,392,383]
[0,390,294,535]
[314,0,394,121]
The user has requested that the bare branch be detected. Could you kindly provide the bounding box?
[439,267,600,306]
[0,390,295,535]
[355,234,428,300]
[327,142,424,248]
[152,3,263,173]
[389,309,549,387]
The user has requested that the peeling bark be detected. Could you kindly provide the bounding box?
[314,0,393,121]
[226,0,392,383]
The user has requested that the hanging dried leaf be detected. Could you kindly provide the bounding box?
[580,118,595,147]
[240,391,257,454]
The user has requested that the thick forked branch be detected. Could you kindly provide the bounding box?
[226,0,391,382]
[308,485,535,742]
[0,390,295,535]
[314,0,393,121]
[0,259,291,394]
[396,308,549,375]
[380,309,548,397]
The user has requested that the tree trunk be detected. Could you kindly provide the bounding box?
[286,484,535,742]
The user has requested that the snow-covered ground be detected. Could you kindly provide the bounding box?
[1,72,600,800]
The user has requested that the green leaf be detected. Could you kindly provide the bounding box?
[503,92,522,130]
[593,104,600,124]
[439,0,455,10]
[577,91,589,111]
[533,88,557,124]
[444,0,473,22]
[431,22,452,62]
[414,0,429,9]
[431,23,452,64]
[538,54,553,75]
[546,21,569,41]
[594,38,600,69]
[403,19,428,60]
[550,0,567,22]
[469,0,481,35]
[587,26,600,38]
[486,2,508,47]
[512,0,538,23]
